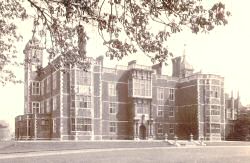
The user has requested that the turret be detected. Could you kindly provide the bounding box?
[23,37,44,114]
[24,37,44,71]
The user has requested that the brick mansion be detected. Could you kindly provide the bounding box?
[15,38,239,141]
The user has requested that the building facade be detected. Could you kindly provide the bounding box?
[15,39,234,141]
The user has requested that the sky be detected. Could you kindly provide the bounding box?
[1,0,250,132]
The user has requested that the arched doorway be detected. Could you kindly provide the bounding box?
[139,124,146,140]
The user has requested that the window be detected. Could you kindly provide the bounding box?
[212,79,220,85]
[109,103,117,114]
[52,72,57,90]
[215,91,218,98]
[157,124,163,134]
[133,78,151,97]
[211,124,220,133]
[80,96,91,108]
[227,109,232,119]
[157,88,164,100]
[214,87,219,98]
[108,83,116,96]
[109,122,116,133]
[77,70,91,85]
[157,106,164,117]
[52,119,56,133]
[70,69,91,94]
[169,107,174,117]
[41,120,46,125]
[211,110,220,115]
[136,102,149,114]
[32,81,40,95]
[32,102,40,114]
[145,80,151,96]
[46,99,51,113]
[46,76,51,93]
[76,85,91,95]
[136,103,143,114]
[77,108,91,117]
[41,119,49,130]
[77,118,92,131]
[71,95,91,108]
[41,80,44,95]
[169,88,175,100]
[52,96,57,111]
[40,101,44,113]
[134,79,140,96]
[169,124,175,134]
[205,98,210,104]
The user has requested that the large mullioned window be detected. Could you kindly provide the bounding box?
[71,118,92,131]
[70,69,92,132]
[71,95,91,109]
[131,70,152,97]
[133,79,151,97]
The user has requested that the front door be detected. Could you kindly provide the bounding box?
[139,124,146,139]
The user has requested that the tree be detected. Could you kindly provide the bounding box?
[227,117,250,141]
[0,0,230,85]
[0,120,11,141]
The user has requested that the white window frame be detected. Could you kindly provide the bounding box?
[52,119,56,133]
[40,100,44,113]
[157,88,164,100]
[46,76,51,93]
[41,80,44,95]
[109,122,116,133]
[169,107,174,117]
[32,81,40,95]
[169,124,175,134]
[32,102,40,114]
[46,99,51,113]
[157,124,164,135]
[169,88,175,101]
[109,102,117,114]
[53,96,57,111]
[77,118,92,131]
[108,83,116,96]
[157,106,164,117]
[52,72,57,90]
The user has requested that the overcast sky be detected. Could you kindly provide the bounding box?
[1,0,250,131]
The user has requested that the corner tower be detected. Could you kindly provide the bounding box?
[23,37,44,114]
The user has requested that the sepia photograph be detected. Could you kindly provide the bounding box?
[1,0,250,162]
